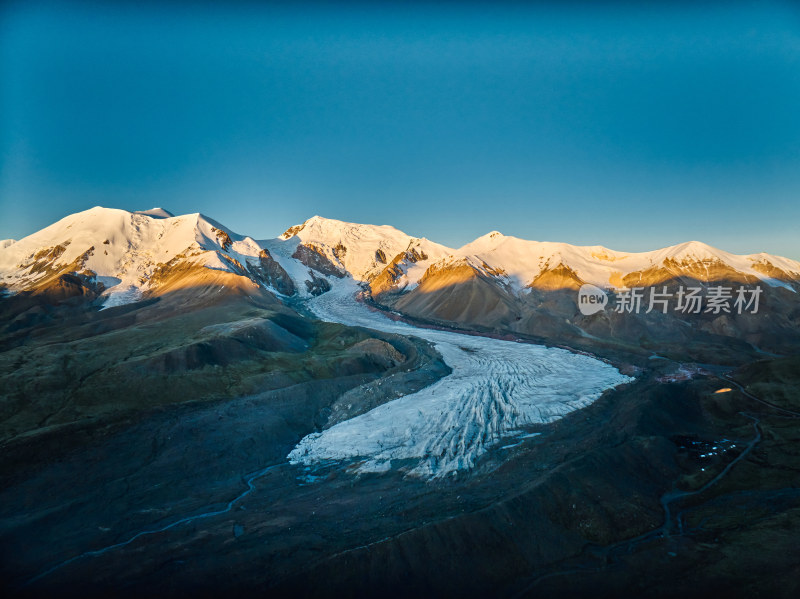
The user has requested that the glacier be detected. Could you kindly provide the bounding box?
[288,281,633,479]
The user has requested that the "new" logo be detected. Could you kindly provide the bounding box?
[577,284,608,315]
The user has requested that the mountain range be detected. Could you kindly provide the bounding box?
[4,206,798,296]
[2,206,799,359]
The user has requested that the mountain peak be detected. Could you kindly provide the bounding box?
[457,230,509,254]
[661,240,723,261]
[281,215,351,239]
[674,240,714,251]
[135,207,174,219]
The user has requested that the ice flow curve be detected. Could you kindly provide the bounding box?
[288,282,632,478]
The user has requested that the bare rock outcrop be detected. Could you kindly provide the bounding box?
[292,243,345,278]
[246,249,296,296]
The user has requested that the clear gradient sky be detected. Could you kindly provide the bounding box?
[1,1,799,257]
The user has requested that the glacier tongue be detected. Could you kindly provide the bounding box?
[288,281,633,479]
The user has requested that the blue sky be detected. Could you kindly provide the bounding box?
[2,1,799,257]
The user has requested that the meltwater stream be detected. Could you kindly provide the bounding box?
[289,282,633,478]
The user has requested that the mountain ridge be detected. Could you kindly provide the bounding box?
[1,207,798,314]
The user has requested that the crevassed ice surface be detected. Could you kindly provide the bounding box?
[288,281,633,479]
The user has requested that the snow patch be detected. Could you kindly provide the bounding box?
[100,285,142,309]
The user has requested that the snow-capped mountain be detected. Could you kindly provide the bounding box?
[276,215,452,287]
[1,207,799,315]
[0,207,272,306]
[275,217,800,298]
[450,233,800,292]
[359,227,800,351]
